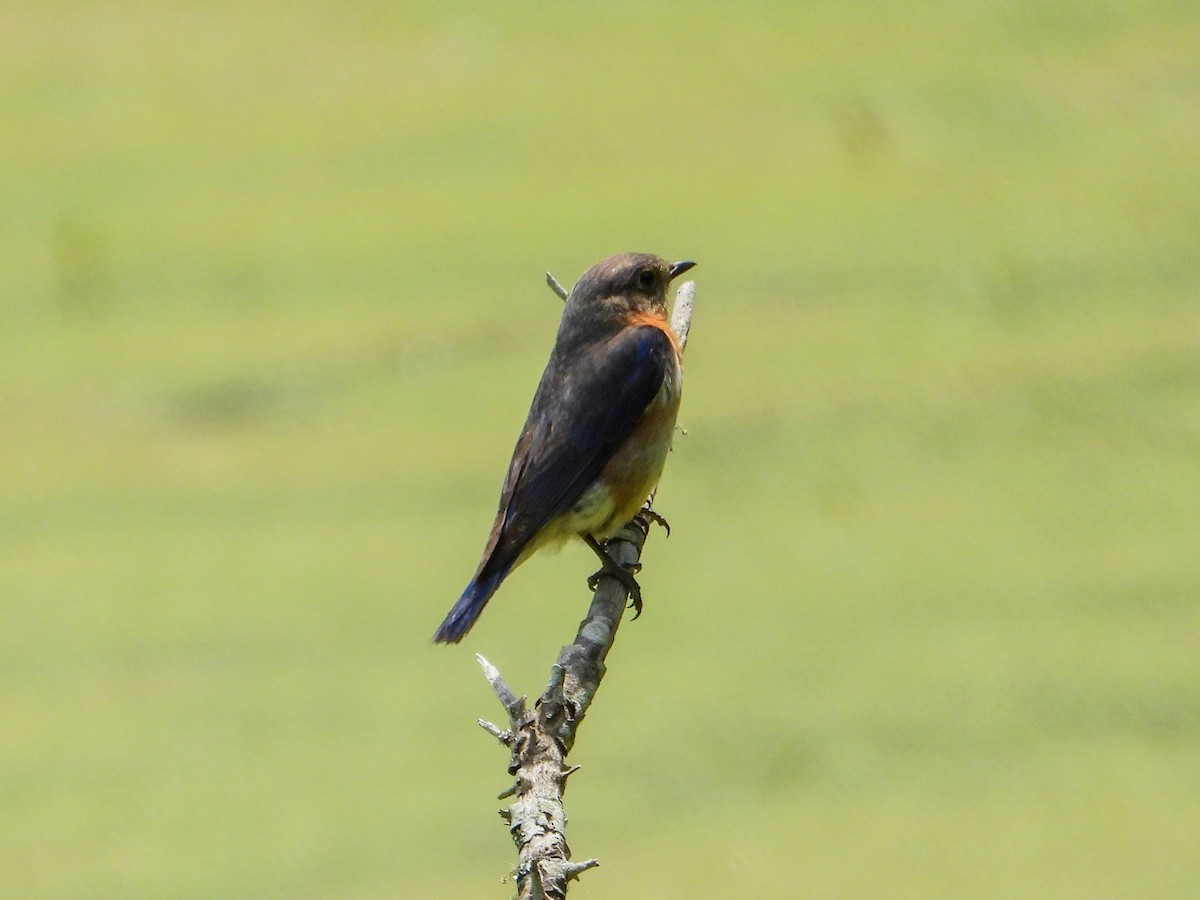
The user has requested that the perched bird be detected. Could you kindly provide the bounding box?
[433,253,695,644]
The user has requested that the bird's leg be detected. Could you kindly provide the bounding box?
[582,534,644,618]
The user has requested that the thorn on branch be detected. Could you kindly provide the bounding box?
[477,653,527,723]
[545,272,569,301]
[478,718,512,745]
[564,858,600,880]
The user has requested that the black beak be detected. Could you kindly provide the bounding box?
[669,260,697,279]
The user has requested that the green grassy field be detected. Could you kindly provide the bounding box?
[3,1,1199,896]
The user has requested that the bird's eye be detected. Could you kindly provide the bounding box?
[637,268,655,290]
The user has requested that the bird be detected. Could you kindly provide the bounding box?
[433,252,696,644]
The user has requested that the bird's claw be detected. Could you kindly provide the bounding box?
[586,559,644,618]
[638,507,671,537]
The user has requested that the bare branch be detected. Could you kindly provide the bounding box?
[545,272,569,301]
[670,279,696,350]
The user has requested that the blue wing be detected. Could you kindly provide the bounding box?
[433,324,672,643]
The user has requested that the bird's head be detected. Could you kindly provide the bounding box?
[566,253,696,323]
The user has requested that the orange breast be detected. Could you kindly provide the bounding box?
[624,311,682,354]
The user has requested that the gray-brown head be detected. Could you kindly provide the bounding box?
[557,253,696,348]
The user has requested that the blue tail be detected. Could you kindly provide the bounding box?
[433,566,510,644]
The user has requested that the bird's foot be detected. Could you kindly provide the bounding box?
[583,536,645,618]
[587,563,644,618]
[637,506,670,537]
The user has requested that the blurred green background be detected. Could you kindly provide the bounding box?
[3,1,1199,896]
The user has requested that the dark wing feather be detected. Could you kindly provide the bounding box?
[483,324,672,576]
